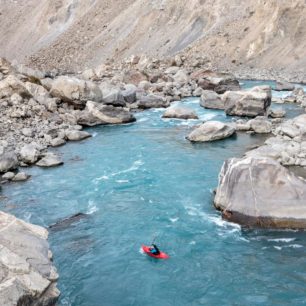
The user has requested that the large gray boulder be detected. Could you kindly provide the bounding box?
[50,76,103,106]
[214,156,306,228]
[200,90,224,110]
[0,75,31,99]
[187,121,235,142]
[78,101,136,126]
[100,86,125,107]
[20,144,40,164]
[249,116,272,134]
[162,107,198,120]
[0,211,59,305]
[275,81,295,91]
[222,86,271,117]
[138,94,169,109]
[65,130,92,141]
[36,153,63,167]
[0,152,18,173]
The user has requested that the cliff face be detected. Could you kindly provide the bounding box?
[0,0,305,78]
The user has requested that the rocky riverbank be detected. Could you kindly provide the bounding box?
[0,211,59,305]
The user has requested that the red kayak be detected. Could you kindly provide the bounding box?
[142,245,169,259]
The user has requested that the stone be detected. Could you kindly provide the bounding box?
[2,172,15,180]
[21,128,34,137]
[65,130,92,141]
[0,75,31,99]
[269,108,286,118]
[222,86,271,117]
[187,121,236,142]
[78,102,136,126]
[0,58,13,75]
[200,90,224,110]
[172,70,189,83]
[20,144,39,164]
[138,94,169,109]
[50,76,103,106]
[101,87,125,107]
[12,172,30,181]
[50,138,66,147]
[121,84,137,103]
[214,156,306,229]
[165,66,180,74]
[0,211,59,305]
[235,120,251,131]
[193,87,203,97]
[15,64,45,81]
[275,81,295,91]
[122,70,147,85]
[0,152,18,173]
[249,116,272,133]
[36,153,63,167]
[162,107,198,120]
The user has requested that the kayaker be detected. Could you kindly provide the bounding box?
[150,244,160,255]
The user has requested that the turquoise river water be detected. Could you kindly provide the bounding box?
[1,82,306,305]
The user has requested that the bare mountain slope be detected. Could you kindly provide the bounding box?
[0,0,305,79]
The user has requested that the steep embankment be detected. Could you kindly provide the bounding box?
[0,0,305,79]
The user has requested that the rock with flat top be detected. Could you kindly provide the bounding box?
[200,90,224,109]
[187,121,235,142]
[36,153,63,167]
[162,107,198,120]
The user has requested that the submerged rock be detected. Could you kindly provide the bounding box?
[162,106,198,120]
[187,121,235,142]
[12,172,30,181]
[214,157,306,229]
[222,86,271,117]
[0,211,59,305]
[49,212,88,231]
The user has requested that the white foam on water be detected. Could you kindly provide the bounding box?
[286,244,303,249]
[92,132,98,137]
[93,175,109,183]
[138,117,149,123]
[116,180,129,183]
[199,113,219,121]
[267,238,296,243]
[87,200,99,215]
[24,212,32,223]
[190,241,196,245]
[274,246,282,250]
[169,217,179,223]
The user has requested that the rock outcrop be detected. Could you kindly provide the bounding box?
[214,156,306,229]
[0,211,59,305]
[187,121,235,142]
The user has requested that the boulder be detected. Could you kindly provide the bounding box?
[187,121,236,142]
[0,75,31,99]
[20,144,39,164]
[214,156,306,228]
[172,70,189,84]
[222,86,271,117]
[214,78,241,94]
[78,102,136,126]
[249,116,272,134]
[65,130,92,141]
[0,152,18,173]
[12,172,30,181]
[2,172,15,180]
[0,58,13,75]
[50,76,103,106]
[122,70,147,85]
[36,153,63,167]
[275,81,295,91]
[200,90,224,110]
[100,87,125,107]
[138,94,169,109]
[162,107,198,120]
[0,211,59,305]
[121,84,137,103]
[50,138,66,147]
[269,108,286,118]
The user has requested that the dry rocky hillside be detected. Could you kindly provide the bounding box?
[0,0,305,81]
